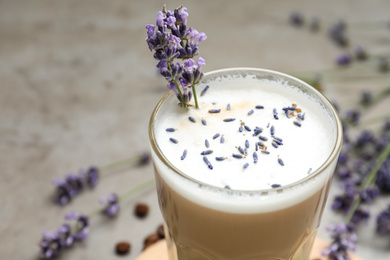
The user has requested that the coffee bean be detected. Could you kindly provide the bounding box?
[115,241,131,255]
[157,224,165,239]
[143,233,159,250]
[135,203,149,218]
[144,233,159,245]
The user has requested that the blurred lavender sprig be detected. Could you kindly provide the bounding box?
[39,213,89,259]
[322,223,358,260]
[52,152,150,206]
[100,193,120,218]
[40,178,155,259]
[52,167,97,206]
[376,204,390,234]
[289,11,390,81]
[146,5,207,108]
[322,89,390,259]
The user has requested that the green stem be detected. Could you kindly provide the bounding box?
[345,197,362,224]
[366,86,390,110]
[191,84,199,109]
[118,179,155,202]
[99,155,145,173]
[358,112,390,128]
[324,72,390,83]
[292,53,390,80]
[362,142,390,187]
[345,141,390,223]
[347,20,390,30]
[88,207,103,218]
[167,62,187,107]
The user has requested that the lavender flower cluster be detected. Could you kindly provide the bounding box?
[51,153,150,207]
[289,11,390,71]
[39,212,89,259]
[146,5,207,108]
[40,192,122,258]
[100,193,120,217]
[322,90,390,259]
[322,223,358,260]
[52,167,99,206]
[40,152,151,258]
[334,110,390,214]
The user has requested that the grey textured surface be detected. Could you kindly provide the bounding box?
[1,0,390,259]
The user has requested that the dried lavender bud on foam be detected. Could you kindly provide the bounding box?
[153,75,336,213]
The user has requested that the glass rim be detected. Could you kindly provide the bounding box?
[148,67,343,194]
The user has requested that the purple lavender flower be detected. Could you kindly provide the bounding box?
[376,159,390,193]
[57,224,74,248]
[146,6,206,108]
[53,167,99,205]
[344,110,361,125]
[376,135,390,153]
[336,53,352,66]
[39,231,62,259]
[351,207,370,225]
[138,152,151,166]
[322,223,357,260]
[376,204,390,234]
[332,194,354,213]
[65,173,84,197]
[337,167,352,180]
[337,152,349,165]
[182,57,206,86]
[179,78,192,103]
[328,20,349,47]
[52,179,73,205]
[156,11,165,27]
[332,178,360,213]
[86,166,99,188]
[39,213,90,258]
[360,90,372,106]
[65,212,89,241]
[100,193,120,217]
[289,11,304,27]
[355,130,375,148]
[359,185,380,204]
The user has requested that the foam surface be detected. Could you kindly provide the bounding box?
[151,73,338,213]
[156,76,334,190]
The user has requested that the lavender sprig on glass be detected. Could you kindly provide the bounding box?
[146,5,207,108]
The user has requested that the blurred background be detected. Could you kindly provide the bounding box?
[1,0,389,259]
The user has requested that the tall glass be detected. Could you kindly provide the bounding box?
[148,68,343,260]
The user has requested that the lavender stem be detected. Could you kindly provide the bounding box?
[167,62,187,108]
[192,84,199,109]
[346,141,390,222]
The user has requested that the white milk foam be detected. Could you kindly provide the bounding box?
[152,74,337,213]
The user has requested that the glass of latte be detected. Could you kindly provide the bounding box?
[149,68,342,260]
